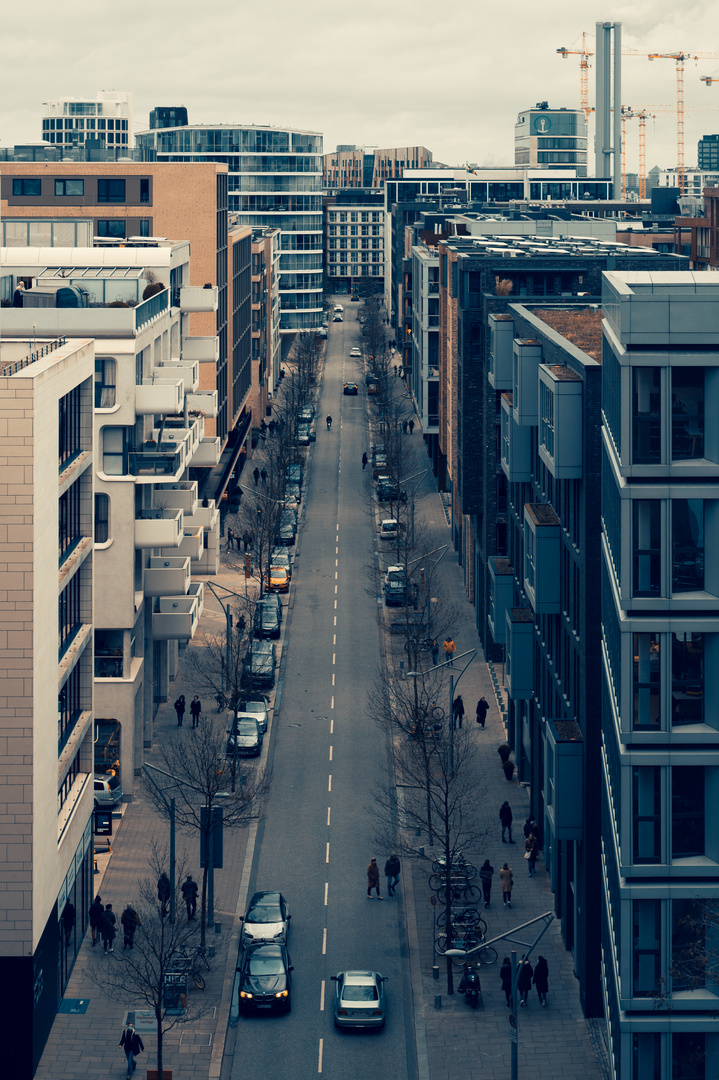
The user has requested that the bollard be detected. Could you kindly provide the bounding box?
[434,995,442,1009]
[432,965,439,980]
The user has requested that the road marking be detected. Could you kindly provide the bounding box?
[320,980,325,1010]
[330,695,334,710]
[330,717,334,733]
[329,745,333,761]
[318,1038,323,1073]
[335,547,339,555]
[334,600,337,609]
[334,585,337,594]
[324,882,328,905]
[332,673,335,686]
[333,616,336,625]
[332,653,335,665]
[328,774,332,792]
[333,634,336,645]
[335,559,338,567]
[326,840,330,862]
[327,806,331,826]
[334,572,338,580]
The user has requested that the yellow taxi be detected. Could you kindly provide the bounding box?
[265,566,290,593]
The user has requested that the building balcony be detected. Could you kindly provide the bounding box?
[538,364,583,480]
[182,336,220,364]
[505,608,534,700]
[164,526,203,562]
[544,718,583,841]
[135,377,184,416]
[152,581,204,640]
[154,480,198,516]
[186,500,219,531]
[500,393,532,483]
[163,416,204,457]
[161,359,199,394]
[488,556,515,645]
[129,442,186,482]
[180,285,218,313]
[144,555,191,598]
[488,313,514,390]
[513,339,542,427]
[135,509,183,548]
[192,436,222,467]
[523,503,561,614]
[186,389,219,418]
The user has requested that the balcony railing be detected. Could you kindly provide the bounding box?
[129,443,185,478]
[135,288,169,330]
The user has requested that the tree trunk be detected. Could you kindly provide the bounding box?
[156,1005,164,1080]
[200,861,209,948]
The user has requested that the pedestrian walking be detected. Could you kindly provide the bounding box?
[408,418,415,434]
[190,695,202,728]
[402,420,408,435]
[174,694,185,727]
[479,859,494,909]
[366,858,383,899]
[500,957,512,1007]
[500,863,513,908]
[260,468,268,485]
[443,637,456,667]
[101,903,117,953]
[119,1021,144,1079]
[62,900,76,946]
[362,452,368,470]
[157,872,171,918]
[89,895,104,947]
[452,695,465,728]
[430,638,439,665]
[525,833,539,876]
[517,958,533,1006]
[524,816,538,840]
[384,854,401,897]
[253,466,260,486]
[533,956,549,1006]
[182,874,199,921]
[499,801,514,843]
[476,696,489,727]
[242,531,251,553]
[121,904,139,949]
[227,527,235,552]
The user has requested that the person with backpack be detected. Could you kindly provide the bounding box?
[119,1021,144,1079]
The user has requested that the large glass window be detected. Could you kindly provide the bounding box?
[55,179,84,197]
[95,493,109,544]
[672,499,704,593]
[97,178,126,203]
[672,1033,704,1080]
[633,367,661,464]
[672,633,704,725]
[633,1033,661,1080]
[97,220,126,238]
[672,766,705,858]
[633,633,660,729]
[633,501,661,597]
[102,428,127,475]
[672,367,704,460]
[12,178,41,196]
[58,573,82,659]
[672,899,707,991]
[59,385,82,471]
[633,899,661,996]
[59,484,82,563]
[58,665,82,752]
[94,357,116,408]
[633,766,661,863]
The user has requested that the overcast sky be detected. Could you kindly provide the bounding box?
[3,0,719,175]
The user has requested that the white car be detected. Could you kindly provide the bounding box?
[349,347,361,357]
[239,698,269,732]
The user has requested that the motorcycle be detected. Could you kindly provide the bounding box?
[458,965,481,1009]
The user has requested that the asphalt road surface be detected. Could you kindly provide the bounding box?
[227,306,417,1079]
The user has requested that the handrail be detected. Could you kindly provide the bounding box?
[0,336,67,376]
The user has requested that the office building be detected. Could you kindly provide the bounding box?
[698,134,719,171]
[515,103,588,176]
[600,271,719,1079]
[149,107,188,131]
[323,144,432,189]
[324,189,384,293]
[41,91,132,153]
[136,124,324,334]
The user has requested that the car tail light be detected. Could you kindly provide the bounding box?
[338,1009,348,1016]
[372,1009,382,1015]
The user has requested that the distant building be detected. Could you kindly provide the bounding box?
[324,189,384,293]
[149,106,188,130]
[698,133,719,171]
[515,102,587,176]
[41,91,133,153]
[656,168,719,197]
[323,145,432,189]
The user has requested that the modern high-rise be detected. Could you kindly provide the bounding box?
[600,271,719,1080]
[137,124,324,334]
[698,133,719,171]
[324,189,384,293]
[515,102,588,176]
[41,91,133,153]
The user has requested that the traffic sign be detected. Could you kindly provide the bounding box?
[430,894,437,907]
[508,1013,517,1027]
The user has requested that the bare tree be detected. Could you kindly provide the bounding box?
[144,715,269,947]
[88,846,203,1080]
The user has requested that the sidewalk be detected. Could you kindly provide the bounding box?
[380,415,609,1080]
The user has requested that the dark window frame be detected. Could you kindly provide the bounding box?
[55,179,85,197]
[12,178,41,197]
[97,178,126,204]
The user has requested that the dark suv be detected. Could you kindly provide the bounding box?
[243,640,277,689]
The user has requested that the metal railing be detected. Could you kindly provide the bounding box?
[135,288,169,330]
[0,336,67,377]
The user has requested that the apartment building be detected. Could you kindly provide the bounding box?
[410,243,441,465]
[136,124,324,334]
[323,144,432,189]
[324,189,384,293]
[250,227,282,426]
[41,91,132,153]
[0,335,95,1076]
[600,271,719,1080]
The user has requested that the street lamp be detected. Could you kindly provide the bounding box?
[407,646,476,777]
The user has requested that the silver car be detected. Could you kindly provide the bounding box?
[240,891,291,947]
[331,970,387,1029]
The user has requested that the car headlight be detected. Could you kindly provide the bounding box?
[240,991,253,999]
[275,989,289,998]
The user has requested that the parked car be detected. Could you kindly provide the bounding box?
[297,424,311,446]
[333,314,343,322]
[243,640,277,688]
[285,464,303,486]
[366,380,379,395]
[379,519,402,543]
[94,771,122,810]
[331,970,387,1029]
[270,548,292,577]
[254,598,282,639]
[343,383,359,395]
[237,943,293,1014]
[265,567,290,594]
[227,716,263,758]
[240,891,291,947]
[299,404,314,422]
[384,566,417,608]
[238,696,269,733]
[277,509,297,546]
[372,453,389,479]
[284,481,301,503]
[377,477,407,503]
[349,347,361,357]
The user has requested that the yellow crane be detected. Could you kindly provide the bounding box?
[648,52,719,193]
[557,34,593,125]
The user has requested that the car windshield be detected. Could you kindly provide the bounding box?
[343,985,378,1001]
[234,721,257,736]
[248,955,285,975]
[244,702,265,714]
[254,642,273,655]
[248,903,282,923]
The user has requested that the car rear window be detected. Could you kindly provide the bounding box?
[343,985,378,1001]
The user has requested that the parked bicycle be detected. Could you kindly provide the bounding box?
[431,852,477,880]
[436,907,487,935]
[432,879,481,906]
[172,944,211,990]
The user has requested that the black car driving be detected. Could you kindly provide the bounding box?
[237,943,293,1014]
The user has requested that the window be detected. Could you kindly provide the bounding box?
[672,367,704,460]
[672,633,703,725]
[59,386,83,471]
[55,179,84,197]
[633,766,661,863]
[633,633,660,729]
[672,766,704,858]
[539,382,555,457]
[12,178,41,197]
[58,574,82,659]
[97,178,126,203]
[59,484,82,563]
[140,178,149,204]
[58,665,82,752]
[633,900,661,996]
[95,493,109,544]
[672,1034,704,1080]
[633,367,661,464]
[58,750,81,814]
[102,428,127,475]
[632,1033,661,1080]
[97,220,126,238]
[95,357,116,408]
[672,899,710,991]
[672,499,704,593]
[633,501,661,597]
[139,219,150,237]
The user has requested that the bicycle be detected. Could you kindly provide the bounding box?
[431,853,477,880]
[434,880,481,906]
[173,945,211,990]
[436,908,486,935]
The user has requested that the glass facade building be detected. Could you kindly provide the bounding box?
[515,106,588,177]
[137,125,323,332]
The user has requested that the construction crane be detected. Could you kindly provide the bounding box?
[620,108,656,199]
[557,34,593,125]
[648,52,719,193]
